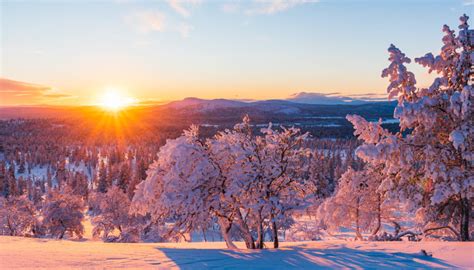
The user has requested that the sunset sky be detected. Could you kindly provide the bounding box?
[1,0,472,106]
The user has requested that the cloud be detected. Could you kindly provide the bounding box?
[221,2,240,13]
[42,93,75,99]
[137,99,169,106]
[0,78,50,94]
[167,0,202,17]
[463,0,474,6]
[177,23,194,38]
[0,78,73,105]
[246,0,318,15]
[126,9,193,38]
[127,10,166,33]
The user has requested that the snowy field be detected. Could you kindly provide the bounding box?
[0,237,472,269]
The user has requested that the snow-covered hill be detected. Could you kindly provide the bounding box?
[162,97,304,114]
[159,96,395,116]
[164,97,248,111]
[287,92,386,105]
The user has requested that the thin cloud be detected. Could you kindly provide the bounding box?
[246,0,318,15]
[126,10,166,33]
[0,78,73,105]
[167,0,202,18]
[43,93,75,99]
[0,78,50,94]
[221,2,240,13]
[126,9,193,38]
[137,99,169,106]
[177,23,194,38]
[463,0,474,6]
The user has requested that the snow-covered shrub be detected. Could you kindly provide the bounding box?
[90,186,142,242]
[42,187,85,239]
[0,195,38,237]
[317,167,383,240]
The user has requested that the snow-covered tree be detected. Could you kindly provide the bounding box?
[132,117,320,249]
[210,116,315,248]
[131,125,221,245]
[0,195,38,236]
[91,186,141,242]
[117,163,131,193]
[42,187,85,239]
[97,159,109,193]
[317,165,399,240]
[2,165,18,197]
[346,14,473,241]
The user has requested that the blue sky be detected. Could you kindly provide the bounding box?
[0,0,472,105]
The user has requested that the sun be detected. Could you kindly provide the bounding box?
[98,88,135,111]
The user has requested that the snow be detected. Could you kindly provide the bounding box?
[288,92,384,104]
[165,98,246,111]
[0,237,472,269]
[449,130,465,150]
[303,116,345,119]
[14,165,49,181]
[380,118,400,124]
[200,123,220,128]
[12,160,93,183]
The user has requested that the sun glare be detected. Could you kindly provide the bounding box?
[98,88,135,111]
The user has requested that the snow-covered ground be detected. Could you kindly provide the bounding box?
[0,237,472,269]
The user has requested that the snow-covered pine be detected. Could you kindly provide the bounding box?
[346,14,473,241]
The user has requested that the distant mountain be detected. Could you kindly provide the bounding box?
[287,92,386,105]
[0,96,396,122]
[164,97,247,110]
[159,95,391,115]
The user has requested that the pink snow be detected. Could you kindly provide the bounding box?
[0,236,472,269]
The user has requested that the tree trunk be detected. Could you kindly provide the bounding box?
[218,217,236,249]
[423,226,460,240]
[392,221,401,236]
[235,210,255,249]
[202,228,207,242]
[7,218,14,236]
[256,211,264,249]
[59,220,66,239]
[272,221,279,248]
[355,198,363,241]
[371,194,382,236]
[394,230,421,240]
[460,197,470,241]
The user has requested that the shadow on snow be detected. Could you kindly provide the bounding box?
[156,244,455,269]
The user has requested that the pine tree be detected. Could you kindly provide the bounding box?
[117,163,131,193]
[346,14,473,241]
[97,160,108,193]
